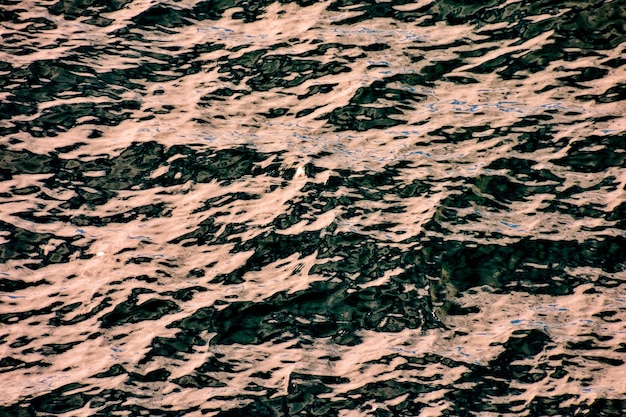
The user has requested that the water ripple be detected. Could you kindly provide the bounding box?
[1,0,625,415]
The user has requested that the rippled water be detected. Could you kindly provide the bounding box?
[1,0,625,415]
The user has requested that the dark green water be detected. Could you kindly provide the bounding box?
[1,0,625,415]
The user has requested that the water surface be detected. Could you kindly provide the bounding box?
[1,0,625,415]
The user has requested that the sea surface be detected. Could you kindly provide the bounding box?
[1,0,625,415]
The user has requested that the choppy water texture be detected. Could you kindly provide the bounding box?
[1,0,626,415]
